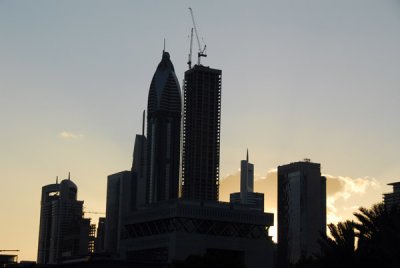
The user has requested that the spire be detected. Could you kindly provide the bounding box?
[163,38,166,53]
[246,148,249,163]
[142,110,145,136]
[68,172,70,180]
[56,176,58,184]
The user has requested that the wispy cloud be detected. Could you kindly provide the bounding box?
[59,131,84,139]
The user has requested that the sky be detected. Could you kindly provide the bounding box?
[1,0,400,261]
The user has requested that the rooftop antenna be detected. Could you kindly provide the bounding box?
[142,110,145,136]
[163,38,166,53]
[189,7,207,65]
[187,28,194,69]
[247,149,249,162]
[68,172,70,180]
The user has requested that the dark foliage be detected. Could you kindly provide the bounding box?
[295,203,400,268]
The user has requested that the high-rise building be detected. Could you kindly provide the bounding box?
[182,65,222,201]
[104,171,131,254]
[146,51,182,203]
[240,149,254,203]
[131,111,147,208]
[230,150,264,211]
[277,160,326,267]
[118,50,275,268]
[383,181,400,211]
[95,217,106,253]
[37,176,92,264]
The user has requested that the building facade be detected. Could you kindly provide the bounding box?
[95,217,106,253]
[383,182,400,210]
[131,130,147,209]
[277,160,326,267]
[104,171,132,254]
[37,177,92,264]
[119,200,275,268]
[146,51,182,203]
[182,65,222,201]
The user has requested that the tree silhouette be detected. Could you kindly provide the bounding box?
[354,203,400,268]
[316,220,356,268]
[308,203,400,268]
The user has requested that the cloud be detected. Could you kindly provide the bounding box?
[59,131,84,139]
[324,174,381,223]
[220,168,383,240]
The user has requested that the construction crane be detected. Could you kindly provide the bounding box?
[0,250,20,252]
[189,7,207,66]
[187,28,194,69]
[84,211,105,215]
[83,206,105,216]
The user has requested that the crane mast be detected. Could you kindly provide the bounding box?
[189,7,207,66]
[187,28,193,69]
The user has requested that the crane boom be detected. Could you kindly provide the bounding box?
[84,211,105,215]
[189,7,206,65]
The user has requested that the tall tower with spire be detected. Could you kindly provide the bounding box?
[230,150,264,211]
[240,149,254,204]
[146,50,181,203]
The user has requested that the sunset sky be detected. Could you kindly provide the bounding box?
[1,0,400,261]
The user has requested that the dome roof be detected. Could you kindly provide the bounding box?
[60,179,77,189]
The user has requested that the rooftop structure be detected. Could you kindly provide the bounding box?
[119,199,274,268]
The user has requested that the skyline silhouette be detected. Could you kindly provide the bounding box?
[1,1,399,261]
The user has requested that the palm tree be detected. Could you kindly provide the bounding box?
[354,203,400,268]
[315,203,400,268]
[316,220,356,268]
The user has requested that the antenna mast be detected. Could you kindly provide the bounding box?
[189,7,207,65]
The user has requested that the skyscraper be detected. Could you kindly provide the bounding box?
[131,110,147,208]
[146,50,182,203]
[104,170,131,254]
[240,149,254,203]
[383,181,400,211]
[37,176,92,264]
[230,150,264,211]
[182,65,222,201]
[277,160,326,268]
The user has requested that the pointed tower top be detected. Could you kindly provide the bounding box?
[68,172,71,180]
[142,110,145,136]
[56,176,59,184]
[246,148,249,162]
[163,38,166,53]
